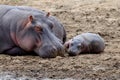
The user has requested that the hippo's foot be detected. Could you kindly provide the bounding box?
[4,47,27,56]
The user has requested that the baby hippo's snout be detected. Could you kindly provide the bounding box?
[67,47,81,56]
[68,50,79,56]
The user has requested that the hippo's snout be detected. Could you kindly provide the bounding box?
[34,44,65,58]
[48,46,58,55]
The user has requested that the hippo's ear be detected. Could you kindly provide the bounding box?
[22,15,34,28]
[46,12,50,17]
[28,15,34,22]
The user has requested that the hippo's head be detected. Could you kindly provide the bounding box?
[15,15,65,58]
[64,39,84,56]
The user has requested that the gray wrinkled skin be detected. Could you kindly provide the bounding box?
[0,5,66,58]
[64,33,105,56]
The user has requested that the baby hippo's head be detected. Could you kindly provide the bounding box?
[64,39,84,56]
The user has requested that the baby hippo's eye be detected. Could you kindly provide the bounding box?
[77,43,84,49]
[77,44,82,49]
[34,26,42,33]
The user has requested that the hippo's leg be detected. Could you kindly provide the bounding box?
[5,47,27,56]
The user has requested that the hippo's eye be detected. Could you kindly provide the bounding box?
[50,25,53,29]
[49,23,53,30]
[48,22,54,30]
[34,26,42,33]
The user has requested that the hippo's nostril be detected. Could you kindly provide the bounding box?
[56,45,65,57]
[59,40,63,44]
[52,46,57,52]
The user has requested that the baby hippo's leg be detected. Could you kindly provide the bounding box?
[90,40,105,53]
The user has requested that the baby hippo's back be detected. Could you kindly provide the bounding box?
[80,33,105,53]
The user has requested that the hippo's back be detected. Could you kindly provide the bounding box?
[16,6,45,14]
[0,5,44,18]
[0,5,14,18]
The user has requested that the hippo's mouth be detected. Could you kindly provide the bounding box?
[34,48,57,58]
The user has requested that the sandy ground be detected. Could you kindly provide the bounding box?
[0,0,120,79]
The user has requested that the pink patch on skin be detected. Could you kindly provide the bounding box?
[64,39,72,50]
[17,35,41,51]
[23,21,32,29]
[10,32,19,46]
[64,42,69,49]
[20,37,34,51]
[36,40,41,47]
[21,15,33,29]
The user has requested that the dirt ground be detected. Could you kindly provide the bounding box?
[0,0,120,79]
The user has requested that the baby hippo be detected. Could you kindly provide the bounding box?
[64,33,105,56]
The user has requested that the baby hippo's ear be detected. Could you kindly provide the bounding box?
[64,42,69,52]
[64,42,69,49]
[64,39,73,49]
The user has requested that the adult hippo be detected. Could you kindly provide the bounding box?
[0,5,66,58]
[64,33,105,56]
